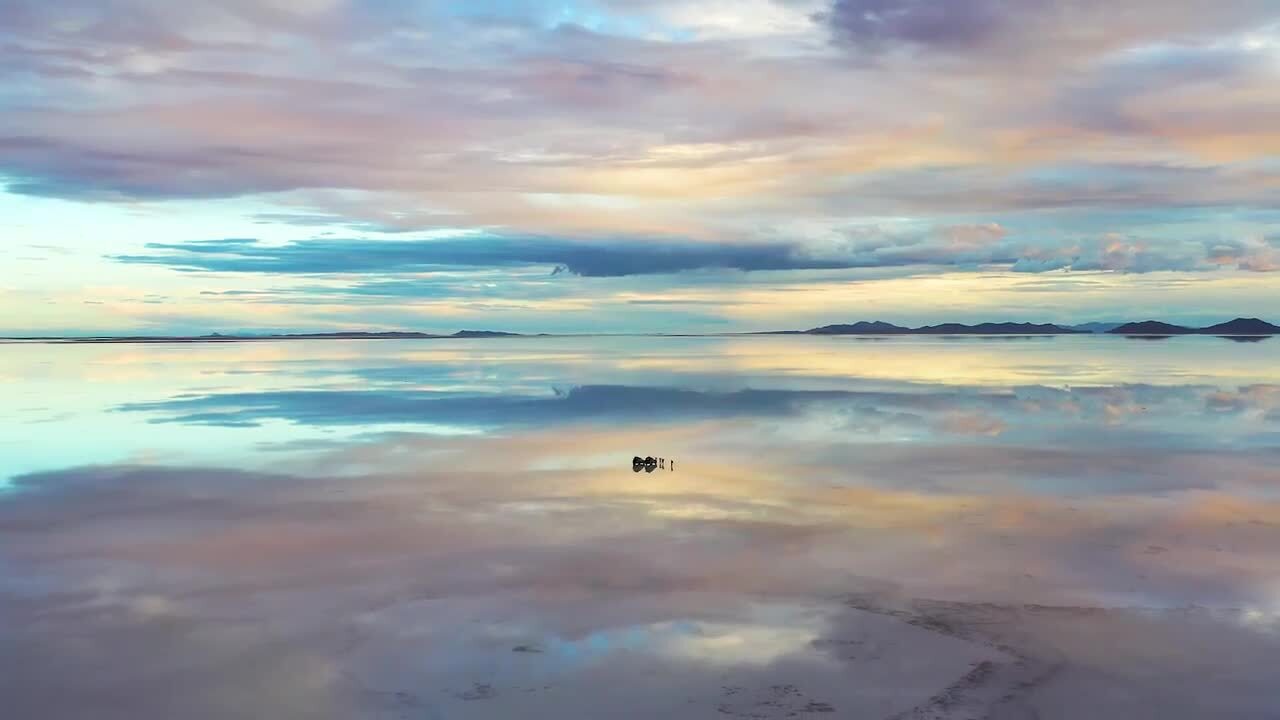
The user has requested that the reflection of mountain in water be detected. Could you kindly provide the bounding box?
[804,321,1080,335]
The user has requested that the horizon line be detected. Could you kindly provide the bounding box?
[4,317,1278,343]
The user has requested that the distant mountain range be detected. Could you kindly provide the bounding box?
[1106,321,1196,335]
[449,330,527,338]
[1068,322,1125,334]
[1106,318,1280,336]
[804,321,913,335]
[6,319,1279,343]
[789,317,1280,336]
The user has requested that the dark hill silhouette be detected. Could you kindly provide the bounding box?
[277,331,443,339]
[451,330,523,338]
[9,318,1280,343]
[1108,321,1194,335]
[1195,318,1280,335]
[807,321,910,335]
[1069,322,1124,333]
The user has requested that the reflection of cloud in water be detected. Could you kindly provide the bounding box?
[5,338,1280,717]
[1,457,1277,716]
[653,620,822,664]
[116,381,1280,448]
[5,446,1277,717]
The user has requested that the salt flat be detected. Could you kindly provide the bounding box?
[2,336,1279,718]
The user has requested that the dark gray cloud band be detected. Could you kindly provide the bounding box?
[113,236,857,277]
[113,229,1279,278]
[822,0,1279,60]
[113,234,1012,277]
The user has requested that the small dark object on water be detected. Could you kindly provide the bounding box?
[633,456,674,472]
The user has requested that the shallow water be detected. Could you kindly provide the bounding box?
[3,335,1279,718]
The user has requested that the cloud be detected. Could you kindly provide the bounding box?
[1,0,1275,228]
[114,235,870,277]
[822,163,1280,214]
[118,231,1027,277]
[1206,236,1280,272]
[822,0,1020,54]
[2,0,1279,335]
[1012,235,1206,274]
[821,0,1279,63]
[1009,232,1280,275]
[250,212,425,234]
[113,224,1280,280]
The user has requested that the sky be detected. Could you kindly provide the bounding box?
[2,0,1278,335]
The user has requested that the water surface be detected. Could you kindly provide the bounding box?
[3,336,1279,718]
